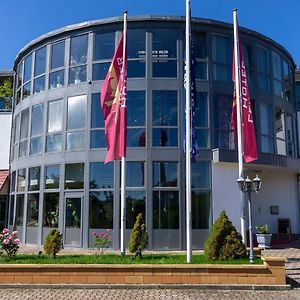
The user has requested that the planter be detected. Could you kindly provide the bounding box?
[74,79,81,84]
[256,233,272,249]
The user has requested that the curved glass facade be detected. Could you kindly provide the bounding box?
[10,17,297,249]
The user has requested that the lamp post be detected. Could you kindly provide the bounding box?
[237,175,262,263]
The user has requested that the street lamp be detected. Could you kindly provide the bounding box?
[237,174,262,263]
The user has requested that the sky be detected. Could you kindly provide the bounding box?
[0,0,299,70]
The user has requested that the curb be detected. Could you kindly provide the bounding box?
[0,284,291,291]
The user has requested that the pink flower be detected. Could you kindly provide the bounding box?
[2,228,9,235]
[3,239,9,245]
[101,233,106,238]
[109,236,112,239]
[107,229,112,232]
[0,234,3,238]
[14,239,20,245]
[8,235,12,240]
[93,232,97,236]
[12,231,18,236]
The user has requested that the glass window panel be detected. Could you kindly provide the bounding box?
[33,76,45,94]
[89,192,113,228]
[65,163,84,189]
[90,130,106,148]
[213,94,232,130]
[277,139,286,156]
[45,165,60,189]
[31,103,44,136]
[11,171,16,192]
[153,29,177,58]
[127,128,146,147]
[153,162,178,187]
[127,61,146,78]
[20,108,29,140]
[19,141,28,157]
[195,130,209,148]
[9,196,14,225]
[51,41,65,69]
[16,194,24,226]
[46,134,62,152]
[153,91,177,126]
[126,191,145,229]
[273,80,282,96]
[17,169,26,192]
[17,62,23,88]
[92,63,111,81]
[257,47,270,74]
[192,191,210,229]
[43,193,59,227]
[258,74,271,92]
[191,162,210,189]
[212,35,231,64]
[67,95,86,130]
[127,162,144,187]
[30,137,42,155]
[70,35,88,65]
[49,70,64,89]
[260,102,273,135]
[193,32,206,59]
[128,29,146,59]
[272,51,282,81]
[69,66,87,84]
[66,131,85,150]
[261,136,274,153]
[213,64,232,82]
[153,191,179,229]
[28,166,40,191]
[195,92,208,127]
[91,93,104,128]
[89,162,113,189]
[34,46,46,76]
[153,60,177,78]
[241,44,252,68]
[94,32,115,60]
[152,128,178,147]
[27,194,39,226]
[22,82,31,99]
[24,54,32,83]
[127,91,145,126]
[48,100,63,133]
[195,62,207,80]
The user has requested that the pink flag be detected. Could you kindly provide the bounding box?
[232,27,258,163]
[101,33,127,163]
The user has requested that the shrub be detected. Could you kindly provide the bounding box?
[255,224,269,234]
[0,228,20,257]
[92,229,112,255]
[128,213,148,259]
[204,210,246,260]
[44,229,63,258]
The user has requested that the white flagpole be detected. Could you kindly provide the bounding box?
[233,9,246,243]
[185,0,192,263]
[120,11,127,256]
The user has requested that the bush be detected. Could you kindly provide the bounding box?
[204,210,246,260]
[92,229,112,255]
[44,229,63,258]
[0,228,20,257]
[128,213,148,259]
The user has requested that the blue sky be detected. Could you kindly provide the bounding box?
[1,0,299,69]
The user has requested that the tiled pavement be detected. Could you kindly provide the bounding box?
[2,242,299,299]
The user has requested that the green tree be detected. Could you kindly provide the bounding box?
[204,210,246,260]
[128,213,148,259]
[0,79,12,109]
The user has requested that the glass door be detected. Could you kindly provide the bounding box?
[64,194,83,247]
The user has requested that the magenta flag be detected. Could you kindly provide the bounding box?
[101,33,127,163]
[232,26,258,163]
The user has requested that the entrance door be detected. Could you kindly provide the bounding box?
[64,194,83,247]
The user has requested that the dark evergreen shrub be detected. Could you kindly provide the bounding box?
[44,229,63,258]
[204,210,246,260]
[128,213,148,259]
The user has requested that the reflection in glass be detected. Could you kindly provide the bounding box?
[94,32,115,60]
[127,91,145,126]
[153,60,177,78]
[260,102,274,153]
[89,162,113,189]
[49,70,64,89]
[153,191,179,229]
[17,169,26,192]
[92,63,111,81]
[24,54,32,83]
[27,194,39,226]
[28,167,40,191]
[9,196,14,225]
[70,35,88,65]
[128,29,146,59]
[127,61,146,78]
[45,165,60,189]
[43,193,59,227]
[20,108,29,140]
[22,82,31,99]
[65,163,84,189]
[152,29,177,58]
[127,162,144,187]
[19,140,28,157]
[34,46,46,76]
[65,198,81,228]
[15,194,24,226]
[192,191,210,229]
[69,66,87,84]
[275,108,286,155]
[33,76,45,94]
[31,103,44,136]
[127,128,146,147]
[66,131,85,150]
[153,162,177,187]
[46,134,62,152]
[126,191,145,229]
[90,130,106,148]
[191,162,210,189]
[152,128,177,147]
[51,41,65,69]
[89,191,113,228]
[48,100,63,133]
[91,93,104,128]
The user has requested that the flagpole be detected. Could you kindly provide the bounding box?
[120,11,127,256]
[185,0,192,264]
[233,9,246,244]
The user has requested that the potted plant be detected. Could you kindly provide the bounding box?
[255,224,272,249]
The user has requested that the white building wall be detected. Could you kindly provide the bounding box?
[0,113,11,169]
[212,163,300,236]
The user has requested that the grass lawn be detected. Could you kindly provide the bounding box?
[0,254,263,265]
